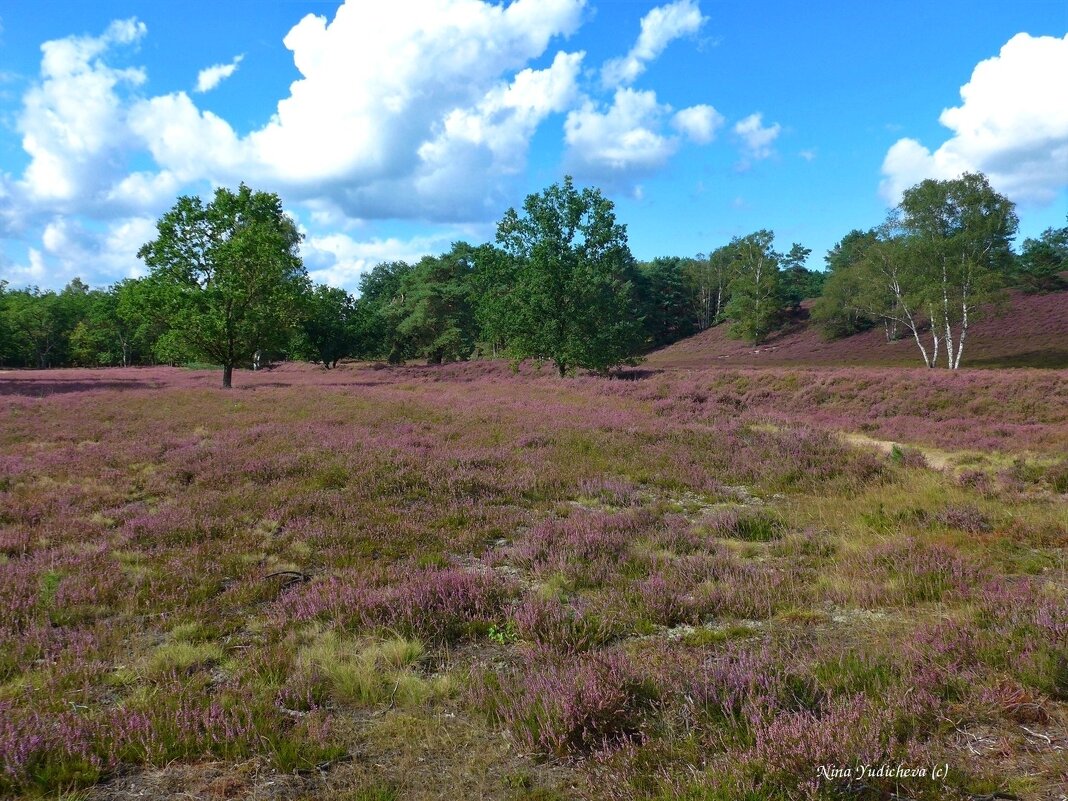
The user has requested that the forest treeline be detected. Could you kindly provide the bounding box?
[1,173,1064,380]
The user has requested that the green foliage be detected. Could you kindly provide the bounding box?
[812,231,881,340]
[1013,220,1067,292]
[778,243,821,310]
[137,184,309,387]
[486,176,644,375]
[1,285,71,368]
[634,257,701,348]
[721,230,785,345]
[356,260,418,363]
[488,620,518,645]
[297,284,360,368]
[393,242,483,364]
[815,173,1018,368]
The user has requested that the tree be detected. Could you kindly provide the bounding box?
[813,229,882,340]
[297,284,359,368]
[0,281,9,365]
[721,230,784,345]
[137,184,308,388]
[4,288,64,368]
[822,173,1018,368]
[1014,220,1067,292]
[896,172,1018,368]
[488,176,643,376]
[356,260,417,363]
[634,257,700,348]
[394,243,482,364]
[779,243,822,310]
[685,246,736,330]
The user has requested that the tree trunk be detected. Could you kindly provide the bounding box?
[222,364,233,389]
[952,300,969,369]
[557,360,567,377]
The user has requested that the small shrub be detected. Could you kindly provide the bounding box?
[576,476,643,508]
[479,649,657,758]
[936,504,991,533]
[511,597,616,653]
[890,444,928,468]
[1046,460,1068,493]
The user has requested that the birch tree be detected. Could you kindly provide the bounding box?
[897,173,1017,368]
[722,230,783,345]
[817,173,1016,368]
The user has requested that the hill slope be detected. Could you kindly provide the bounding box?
[648,288,1068,369]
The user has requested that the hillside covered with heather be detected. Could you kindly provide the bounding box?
[648,287,1068,370]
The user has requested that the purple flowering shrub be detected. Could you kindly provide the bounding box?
[0,361,1063,797]
[476,647,658,759]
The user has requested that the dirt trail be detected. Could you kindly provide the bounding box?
[839,432,954,470]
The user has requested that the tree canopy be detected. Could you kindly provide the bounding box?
[813,173,1018,367]
[485,176,643,376]
[137,184,308,387]
[5,170,1061,375]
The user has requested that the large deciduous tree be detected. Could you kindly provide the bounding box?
[488,176,642,376]
[137,184,308,388]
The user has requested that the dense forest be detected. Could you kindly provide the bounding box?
[1,173,1064,379]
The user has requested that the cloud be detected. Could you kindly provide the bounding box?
[672,104,724,144]
[16,18,147,206]
[195,54,244,93]
[11,1,587,226]
[564,89,719,190]
[302,230,465,291]
[4,214,155,288]
[880,32,1068,206]
[127,91,246,182]
[564,88,676,182]
[601,0,705,88]
[246,0,586,195]
[733,112,781,165]
[3,1,730,289]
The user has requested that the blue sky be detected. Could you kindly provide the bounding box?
[1,0,1065,292]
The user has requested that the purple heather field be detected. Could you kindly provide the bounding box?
[0,361,1065,800]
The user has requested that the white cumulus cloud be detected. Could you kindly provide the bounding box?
[11,1,588,227]
[564,88,720,190]
[195,54,244,93]
[6,214,155,287]
[733,112,781,165]
[17,18,147,206]
[303,230,465,291]
[672,104,724,144]
[880,32,1068,205]
[246,0,586,194]
[601,0,706,88]
[3,0,734,289]
[565,88,677,182]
